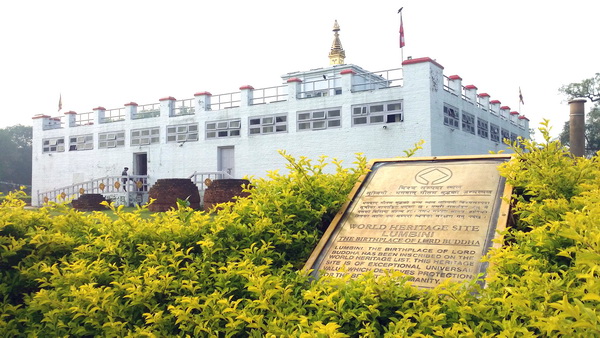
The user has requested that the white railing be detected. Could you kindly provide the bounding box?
[37,175,149,206]
[188,171,234,205]
[172,99,195,116]
[134,103,161,119]
[351,67,402,92]
[251,85,288,105]
[102,108,125,123]
[210,92,241,110]
[299,76,341,99]
[75,112,94,126]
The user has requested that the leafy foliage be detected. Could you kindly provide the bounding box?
[0,125,32,193]
[560,72,600,103]
[1,135,600,336]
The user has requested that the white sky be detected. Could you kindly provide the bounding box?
[1,0,598,139]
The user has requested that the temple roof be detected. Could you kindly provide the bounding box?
[328,20,345,65]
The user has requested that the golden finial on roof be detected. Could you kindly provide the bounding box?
[328,20,345,65]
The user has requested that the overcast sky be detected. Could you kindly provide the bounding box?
[1,0,598,139]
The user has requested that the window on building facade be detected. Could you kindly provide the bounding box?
[462,112,475,134]
[477,118,489,139]
[69,134,94,151]
[510,132,518,143]
[297,108,341,131]
[99,131,125,149]
[501,128,510,142]
[131,127,160,146]
[443,104,459,128]
[206,119,241,139]
[352,101,403,126]
[167,123,199,143]
[249,114,287,135]
[490,124,500,142]
[42,137,65,153]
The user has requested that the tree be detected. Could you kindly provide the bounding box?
[559,73,600,103]
[559,73,600,156]
[0,125,32,193]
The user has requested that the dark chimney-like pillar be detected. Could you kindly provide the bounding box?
[569,99,586,157]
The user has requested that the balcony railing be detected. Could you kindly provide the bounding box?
[75,112,94,126]
[210,92,241,110]
[102,108,125,123]
[172,99,195,116]
[351,68,402,92]
[134,103,161,119]
[250,85,288,105]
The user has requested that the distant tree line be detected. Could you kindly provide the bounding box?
[0,125,32,194]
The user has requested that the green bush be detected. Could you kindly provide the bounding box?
[1,125,599,336]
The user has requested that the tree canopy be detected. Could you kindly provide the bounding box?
[559,72,600,103]
[0,125,32,193]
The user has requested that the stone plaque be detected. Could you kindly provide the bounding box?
[304,155,513,289]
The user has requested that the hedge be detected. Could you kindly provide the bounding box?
[1,121,599,336]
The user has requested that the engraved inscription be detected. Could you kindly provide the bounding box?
[307,157,511,289]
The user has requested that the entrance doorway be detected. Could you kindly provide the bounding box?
[218,146,235,178]
[133,153,148,176]
[132,152,148,193]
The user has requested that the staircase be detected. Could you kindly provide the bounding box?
[37,175,149,207]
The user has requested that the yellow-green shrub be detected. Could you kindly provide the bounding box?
[1,127,599,336]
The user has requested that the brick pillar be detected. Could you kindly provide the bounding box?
[64,111,77,127]
[447,75,462,95]
[159,96,176,117]
[93,107,106,124]
[464,85,478,103]
[286,78,302,101]
[194,92,212,111]
[239,85,254,107]
[125,102,138,120]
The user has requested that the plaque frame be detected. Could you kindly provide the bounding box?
[303,154,514,288]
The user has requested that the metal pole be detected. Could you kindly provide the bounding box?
[569,98,586,157]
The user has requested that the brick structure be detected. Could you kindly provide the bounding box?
[148,179,201,212]
[203,179,251,211]
[71,194,109,211]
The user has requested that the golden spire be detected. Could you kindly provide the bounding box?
[328,20,345,65]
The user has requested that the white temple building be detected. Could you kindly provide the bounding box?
[31,21,529,207]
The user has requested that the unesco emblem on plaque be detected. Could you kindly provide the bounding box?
[415,167,453,185]
[304,155,513,289]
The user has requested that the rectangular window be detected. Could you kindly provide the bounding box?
[99,131,126,149]
[131,127,160,146]
[501,128,510,142]
[510,132,518,142]
[167,123,199,143]
[69,134,93,151]
[462,112,475,134]
[206,119,241,139]
[297,108,342,131]
[42,137,65,153]
[443,104,459,128]
[249,114,287,135]
[477,118,489,139]
[490,124,500,142]
[352,101,403,126]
